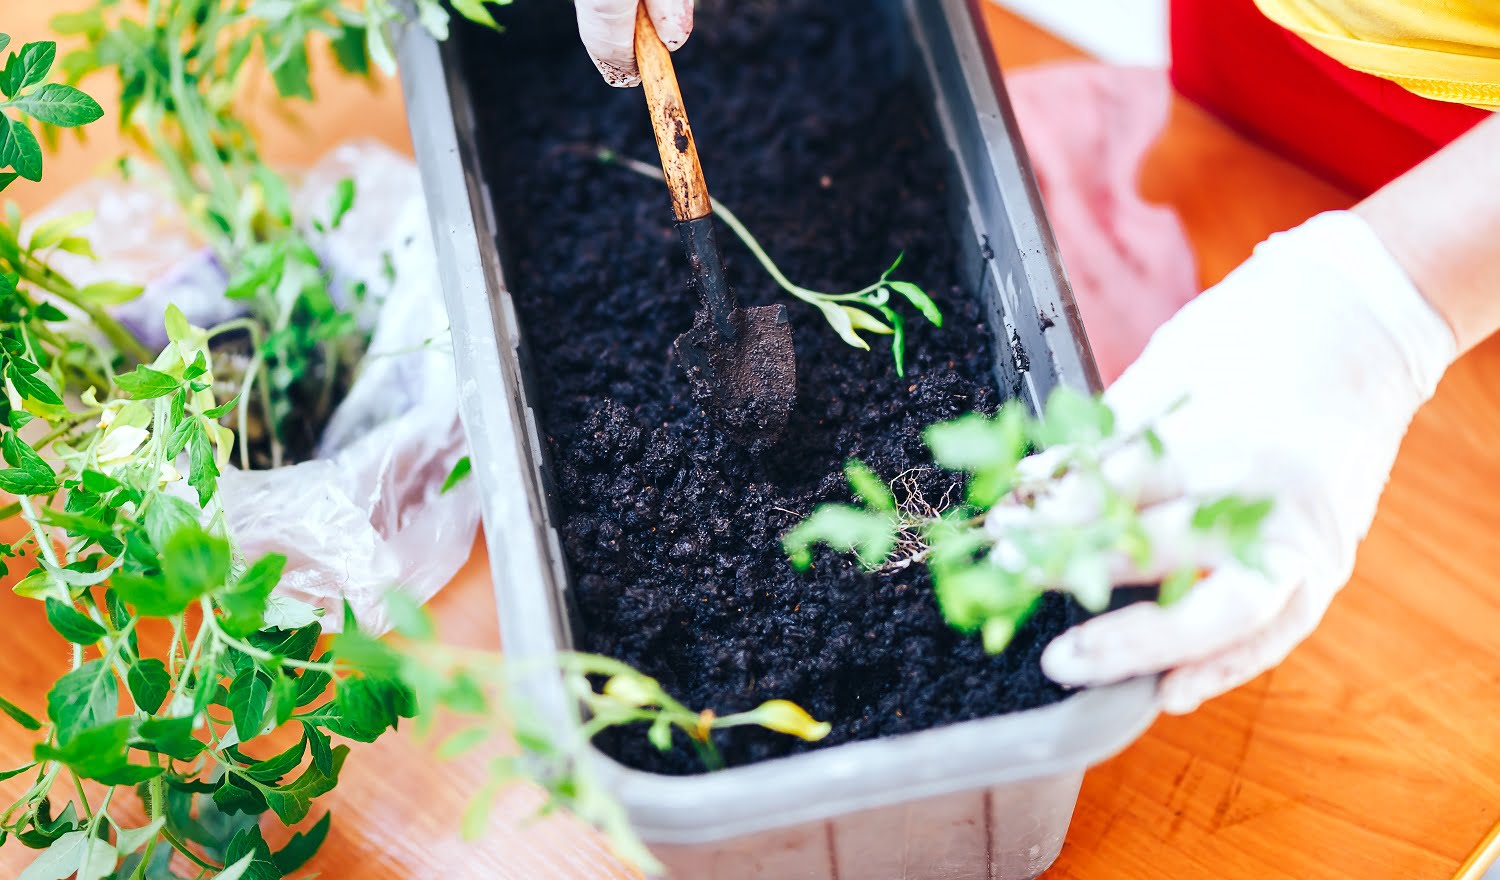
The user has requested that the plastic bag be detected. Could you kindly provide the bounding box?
[1007,62,1198,385]
[35,141,478,633]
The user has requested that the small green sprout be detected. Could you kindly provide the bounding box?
[782,387,1272,653]
[384,595,831,874]
[599,149,943,376]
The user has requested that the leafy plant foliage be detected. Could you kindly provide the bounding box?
[379,595,832,874]
[784,388,1272,653]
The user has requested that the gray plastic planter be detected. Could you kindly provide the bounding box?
[396,0,1158,877]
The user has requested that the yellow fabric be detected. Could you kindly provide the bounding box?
[1252,0,1500,109]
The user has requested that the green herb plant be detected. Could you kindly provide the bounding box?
[348,594,833,874]
[0,256,417,878]
[599,149,943,376]
[782,387,1273,653]
[51,0,508,468]
[0,19,479,880]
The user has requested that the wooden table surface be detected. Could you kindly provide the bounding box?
[6,4,1500,879]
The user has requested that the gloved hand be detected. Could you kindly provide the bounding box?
[1011,211,1457,712]
[577,0,694,87]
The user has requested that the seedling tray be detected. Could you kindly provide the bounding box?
[397,0,1156,876]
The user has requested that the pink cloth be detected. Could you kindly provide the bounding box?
[1008,62,1198,385]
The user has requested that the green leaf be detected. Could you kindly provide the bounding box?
[931,564,1037,641]
[141,494,200,551]
[781,504,896,570]
[843,459,894,512]
[27,210,90,251]
[8,359,62,405]
[0,42,56,97]
[35,718,162,785]
[0,693,41,730]
[110,572,190,620]
[240,732,305,783]
[228,668,269,744]
[440,455,471,494]
[258,745,349,825]
[126,658,170,714]
[6,83,103,127]
[113,817,166,856]
[115,365,178,399]
[330,24,369,76]
[134,716,205,761]
[1035,387,1114,448]
[0,465,56,495]
[436,726,491,760]
[647,716,673,752]
[383,589,434,640]
[1192,495,1273,567]
[32,302,66,321]
[213,771,268,817]
[325,676,414,742]
[44,598,105,644]
[223,824,279,880]
[164,522,231,599]
[294,665,332,709]
[219,553,287,637]
[328,177,355,229]
[270,672,295,727]
[451,0,502,29]
[273,810,330,873]
[1158,566,1199,606]
[887,280,943,326]
[843,305,892,336]
[305,723,333,775]
[263,595,323,631]
[74,280,143,305]
[46,659,116,744]
[876,302,906,377]
[188,418,219,505]
[925,408,1028,474]
[16,829,115,880]
[0,761,36,781]
[267,40,312,100]
[215,853,259,880]
[203,395,239,419]
[0,113,42,181]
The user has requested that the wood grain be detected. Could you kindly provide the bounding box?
[3,4,1498,879]
[633,2,713,222]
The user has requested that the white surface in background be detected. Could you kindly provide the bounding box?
[990,0,1170,67]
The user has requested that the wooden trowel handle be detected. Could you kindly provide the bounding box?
[634,3,712,222]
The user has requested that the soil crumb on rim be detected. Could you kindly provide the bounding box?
[460,0,1085,775]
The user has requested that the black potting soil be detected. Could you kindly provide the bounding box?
[459,0,1086,774]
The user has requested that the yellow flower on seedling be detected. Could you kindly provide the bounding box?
[158,461,182,486]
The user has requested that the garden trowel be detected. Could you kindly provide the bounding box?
[633,4,797,449]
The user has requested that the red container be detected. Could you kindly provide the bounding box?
[1169,0,1486,196]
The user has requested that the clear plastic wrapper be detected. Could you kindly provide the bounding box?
[36,141,477,632]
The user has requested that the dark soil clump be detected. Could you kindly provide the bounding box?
[459,0,1083,774]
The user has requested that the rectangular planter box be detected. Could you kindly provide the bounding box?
[397,1,1158,877]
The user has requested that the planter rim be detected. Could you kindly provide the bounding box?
[397,0,1158,852]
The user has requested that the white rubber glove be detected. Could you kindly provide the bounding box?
[1016,211,1457,712]
[577,0,694,87]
